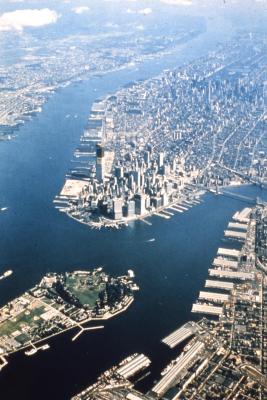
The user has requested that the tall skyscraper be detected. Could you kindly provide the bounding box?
[158,152,164,168]
[96,144,105,182]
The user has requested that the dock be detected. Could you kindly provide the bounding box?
[162,322,198,349]
[154,212,170,219]
[233,207,252,223]
[224,230,247,240]
[228,222,248,231]
[152,341,205,397]
[208,269,254,280]
[191,303,223,316]
[198,291,229,303]
[116,354,151,379]
[212,257,239,270]
[168,205,183,213]
[217,247,240,259]
[205,280,234,291]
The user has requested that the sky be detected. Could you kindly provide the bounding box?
[0,0,266,33]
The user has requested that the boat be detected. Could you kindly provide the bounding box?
[1,207,8,211]
[25,348,38,356]
[147,238,155,242]
[3,270,12,277]
[0,270,13,280]
[41,344,50,351]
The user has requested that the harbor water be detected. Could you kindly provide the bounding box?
[0,22,266,399]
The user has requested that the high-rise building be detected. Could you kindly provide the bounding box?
[112,198,123,220]
[127,200,135,217]
[134,193,147,215]
[158,152,164,168]
[144,151,150,166]
[96,144,105,182]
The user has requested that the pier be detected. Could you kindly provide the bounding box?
[208,269,254,280]
[152,341,205,397]
[224,230,247,240]
[213,257,239,269]
[191,303,223,316]
[205,280,234,291]
[217,248,240,259]
[228,222,248,231]
[233,207,252,223]
[198,291,229,303]
[162,322,198,349]
[116,354,151,379]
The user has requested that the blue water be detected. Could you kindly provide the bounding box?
[0,24,265,399]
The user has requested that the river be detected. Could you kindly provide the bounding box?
[0,20,266,400]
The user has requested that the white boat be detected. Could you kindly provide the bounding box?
[3,270,12,277]
[41,344,50,351]
[25,348,38,356]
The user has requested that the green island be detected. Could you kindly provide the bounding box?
[0,268,138,369]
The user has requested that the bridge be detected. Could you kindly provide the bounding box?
[215,163,267,188]
[188,183,266,206]
[218,190,266,206]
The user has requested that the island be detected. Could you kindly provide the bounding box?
[0,268,138,370]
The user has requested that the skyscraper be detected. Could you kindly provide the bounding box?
[96,144,105,182]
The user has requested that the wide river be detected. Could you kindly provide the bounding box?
[0,20,266,399]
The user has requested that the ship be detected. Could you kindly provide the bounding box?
[25,348,38,356]
[0,270,13,280]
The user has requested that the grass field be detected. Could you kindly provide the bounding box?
[0,305,45,337]
[66,276,106,307]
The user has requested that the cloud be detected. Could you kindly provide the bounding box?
[160,0,193,5]
[0,8,59,32]
[138,8,153,15]
[72,6,90,14]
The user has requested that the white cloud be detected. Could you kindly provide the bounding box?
[72,6,90,14]
[138,8,153,15]
[160,0,193,5]
[0,8,59,32]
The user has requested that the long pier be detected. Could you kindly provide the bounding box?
[162,322,198,349]
[228,222,248,231]
[198,291,229,303]
[217,248,240,259]
[191,303,223,316]
[213,257,239,269]
[224,230,247,240]
[205,280,234,291]
[116,354,151,379]
[152,341,205,397]
[208,269,254,280]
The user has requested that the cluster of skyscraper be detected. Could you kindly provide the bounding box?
[83,143,179,221]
